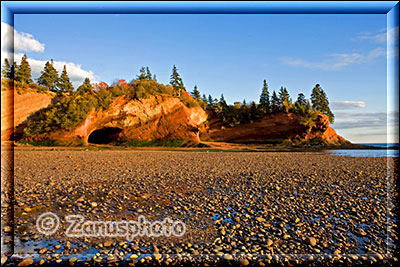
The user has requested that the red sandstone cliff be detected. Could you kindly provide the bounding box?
[1,90,57,142]
[6,90,348,146]
[30,94,208,144]
[201,112,348,146]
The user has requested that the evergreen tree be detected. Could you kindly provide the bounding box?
[153,74,157,82]
[77,78,93,93]
[259,79,271,114]
[250,101,260,121]
[137,67,147,81]
[201,94,208,103]
[37,60,59,91]
[271,90,280,113]
[145,67,152,80]
[278,87,290,105]
[310,84,334,122]
[207,95,214,106]
[57,65,74,93]
[191,85,201,99]
[216,94,229,117]
[294,93,308,113]
[2,58,11,78]
[14,54,32,84]
[170,65,185,95]
[278,86,291,112]
[219,94,227,106]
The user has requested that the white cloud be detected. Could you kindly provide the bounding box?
[281,47,386,70]
[355,27,399,45]
[12,53,97,87]
[1,22,45,54]
[1,22,97,87]
[334,111,398,130]
[331,101,366,110]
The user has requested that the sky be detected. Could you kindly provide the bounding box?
[1,14,399,143]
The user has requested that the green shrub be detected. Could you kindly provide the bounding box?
[119,139,184,147]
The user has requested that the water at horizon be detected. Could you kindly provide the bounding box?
[325,143,399,157]
[357,143,399,148]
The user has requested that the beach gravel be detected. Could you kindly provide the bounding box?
[2,150,398,266]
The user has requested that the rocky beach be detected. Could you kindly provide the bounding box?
[1,150,398,266]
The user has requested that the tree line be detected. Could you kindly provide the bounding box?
[2,56,334,126]
[189,80,334,126]
[2,55,74,93]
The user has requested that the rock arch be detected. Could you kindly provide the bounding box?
[87,127,123,144]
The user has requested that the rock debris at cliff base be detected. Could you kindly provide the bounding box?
[2,151,398,266]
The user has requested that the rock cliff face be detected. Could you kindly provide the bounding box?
[1,90,57,141]
[201,112,348,145]
[6,90,348,146]
[31,95,208,144]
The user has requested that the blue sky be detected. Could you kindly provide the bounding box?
[2,13,398,143]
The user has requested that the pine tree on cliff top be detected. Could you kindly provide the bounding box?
[310,84,334,123]
[259,79,271,114]
[294,93,308,114]
[145,67,152,80]
[57,65,74,93]
[14,54,33,84]
[191,85,201,99]
[278,87,290,104]
[2,58,11,78]
[201,94,208,103]
[170,65,185,95]
[137,67,147,81]
[271,90,280,113]
[77,77,93,93]
[37,60,59,91]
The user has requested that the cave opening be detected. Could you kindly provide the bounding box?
[88,127,123,144]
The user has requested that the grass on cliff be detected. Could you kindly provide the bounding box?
[118,140,184,147]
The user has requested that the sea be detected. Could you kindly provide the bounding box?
[325,143,399,158]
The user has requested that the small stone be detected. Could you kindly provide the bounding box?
[130,254,138,259]
[104,240,113,247]
[306,237,317,246]
[223,254,233,260]
[266,239,273,247]
[256,217,265,223]
[295,218,300,223]
[4,226,11,233]
[239,258,250,266]
[39,260,45,265]
[107,256,116,262]
[39,248,47,254]
[351,255,358,260]
[90,202,98,208]
[17,258,33,267]
[69,257,77,263]
[153,254,162,261]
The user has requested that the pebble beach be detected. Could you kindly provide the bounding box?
[2,150,398,266]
